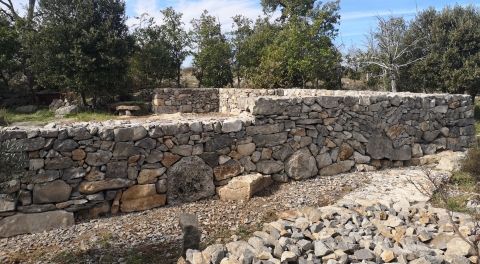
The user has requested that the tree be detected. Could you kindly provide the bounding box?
[404,6,480,98]
[161,7,190,88]
[130,14,174,90]
[230,15,254,87]
[261,0,315,20]
[191,10,233,88]
[32,0,132,106]
[0,13,19,90]
[362,16,424,92]
[0,0,37,98]
[251,0,342,88]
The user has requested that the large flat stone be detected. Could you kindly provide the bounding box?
[217,173,272,201]
[79,179,134,194]
[33,180,72,204]
[0,210,74,238]
[120,195,166,213]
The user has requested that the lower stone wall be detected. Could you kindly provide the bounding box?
[0,89,476,237]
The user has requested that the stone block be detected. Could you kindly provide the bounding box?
[217,173,272,201]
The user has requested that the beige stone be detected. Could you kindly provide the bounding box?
[72,149,86,161]
[137,168,166,184]
[79,179,134,194]
[122,184,157,200]
[120,194,166,213]
[217,173,272,201]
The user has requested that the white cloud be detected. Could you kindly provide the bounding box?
[126,0,264,31]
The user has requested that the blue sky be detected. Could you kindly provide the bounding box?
[124,0,479,51]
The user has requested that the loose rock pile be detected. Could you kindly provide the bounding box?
[185,202,479,264]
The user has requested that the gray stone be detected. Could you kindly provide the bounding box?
[33,180,72,204]
[16,137,45,152]
[256,160,284,174]
[353,152,370,164]
[114,126,148,142]
[316,153,333,169]
[85,150,113,166]
[45,157,73,170]
[106,161,128,178]
[113,142,140,158]
[221,119,243,133]
[354,249,375,261]
[172,145,193,156]
[392,145,412,161]
[62,167,86,181]
[53,139,79,152]
[155,179,167,193]
[366,134,394,160]
[67,127,91,140]
[135,137,156,150]
[314,241,332,257]
[320,160,354,176]
[285,148,318,180]
[0,210,74,238]
[246,123,284,135]
[204,135,233,152]
[0,195,15,212]
[55,105,79,117]
[167,156,215,204]
[253,132,288,147]
[272,145,294,161]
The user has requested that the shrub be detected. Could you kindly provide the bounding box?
[462,146,480,182]
[0,108,8,126]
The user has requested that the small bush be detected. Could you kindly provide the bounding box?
[462,146,480,182]
[0,108,8,126]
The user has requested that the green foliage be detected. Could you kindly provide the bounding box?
[129,8,189,89]
[0,14,20,90]
[249,1,342,88]
[462,147,480,182]
[161,7,190,87]
[191,11,233,88]
[404,5,480,96]
[130,15,174,90]
[32,0,133,105]
[261,0,316,20]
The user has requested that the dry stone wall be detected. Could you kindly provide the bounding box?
[0,89,475,237]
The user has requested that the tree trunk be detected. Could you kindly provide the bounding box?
[390,73,397,92]
[237,75,241,88]
[176,66,181,88]
[80,91,87,107]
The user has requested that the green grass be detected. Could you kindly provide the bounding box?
[0,108,116,125]
[65,111,116,122]
[2,109,55,124]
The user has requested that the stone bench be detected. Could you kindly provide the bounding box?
[116,105,141,116]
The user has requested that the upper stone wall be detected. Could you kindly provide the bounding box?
[152,88,220,114]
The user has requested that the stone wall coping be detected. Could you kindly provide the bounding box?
[153,88,471,100]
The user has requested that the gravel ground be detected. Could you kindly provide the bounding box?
[0,171,369,264]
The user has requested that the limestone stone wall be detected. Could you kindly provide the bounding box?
[152,88,219,114]
[0,89,475,237]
